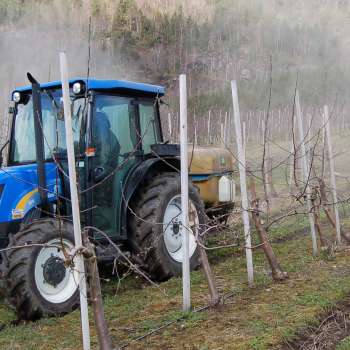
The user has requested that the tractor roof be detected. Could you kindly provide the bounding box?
[14,78,165,96]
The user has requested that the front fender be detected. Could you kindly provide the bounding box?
[0,163,61,225]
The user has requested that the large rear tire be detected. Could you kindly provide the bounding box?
[4,219,80,320]
[129,172,206,281]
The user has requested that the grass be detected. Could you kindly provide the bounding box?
[1,216,350,349]
[1,134,350,349]
[337,336,350,350]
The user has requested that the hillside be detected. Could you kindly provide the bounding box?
[0,0,349,137]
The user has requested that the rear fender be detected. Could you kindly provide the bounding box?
[120,157,180,239]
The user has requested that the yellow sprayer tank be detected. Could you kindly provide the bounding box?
[189,146,236,209]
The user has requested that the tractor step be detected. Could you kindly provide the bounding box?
[95,244,125,263]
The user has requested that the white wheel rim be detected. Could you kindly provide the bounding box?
[34,238,79,304]
[163,195,199,263]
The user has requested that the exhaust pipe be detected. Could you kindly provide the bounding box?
[27,72,48,208]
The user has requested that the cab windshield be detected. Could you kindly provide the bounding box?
[9,90,85,164]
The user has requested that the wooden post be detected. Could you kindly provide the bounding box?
[231,80,254,287]
[324,105,341,244]
[82,234,113,350]
[60,52,90,350]
[295,90,318,255]
[179,74,191,311]
[249,176,288,281]
[196,230,220,306]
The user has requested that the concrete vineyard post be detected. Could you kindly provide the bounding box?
[324,105,341,244]
[59,52,91,350]
[231,80,254,287]
[167,113,172,142]
[179,74,191,311]
[242,121,246,153]
[295,90,318,255]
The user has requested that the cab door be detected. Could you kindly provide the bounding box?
[89,94,139,238]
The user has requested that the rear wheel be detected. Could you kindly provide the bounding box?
[4,219,79,320]
[129,172,206,281]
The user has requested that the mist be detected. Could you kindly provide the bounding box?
[1,0,350,143]
[0,0,130,134]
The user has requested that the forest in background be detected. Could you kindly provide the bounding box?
[0,0,349,130]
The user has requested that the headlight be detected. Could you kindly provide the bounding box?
[72,82,85,95]
[12,91,21,103]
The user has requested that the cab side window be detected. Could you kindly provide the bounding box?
[139,101,160,154]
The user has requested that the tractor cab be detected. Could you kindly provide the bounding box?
[1,79,166,243]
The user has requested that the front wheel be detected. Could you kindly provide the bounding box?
[129,172,206,281]
[4,219,80,320]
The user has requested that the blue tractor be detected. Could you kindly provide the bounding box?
[0,75,234,320]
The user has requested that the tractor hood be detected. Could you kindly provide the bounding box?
[0,163,60,224]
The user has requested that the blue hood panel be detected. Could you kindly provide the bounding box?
[0,163,61,223]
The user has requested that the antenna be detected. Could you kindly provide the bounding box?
[86,16,92,86]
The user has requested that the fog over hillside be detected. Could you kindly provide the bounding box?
[0,0,349,140]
